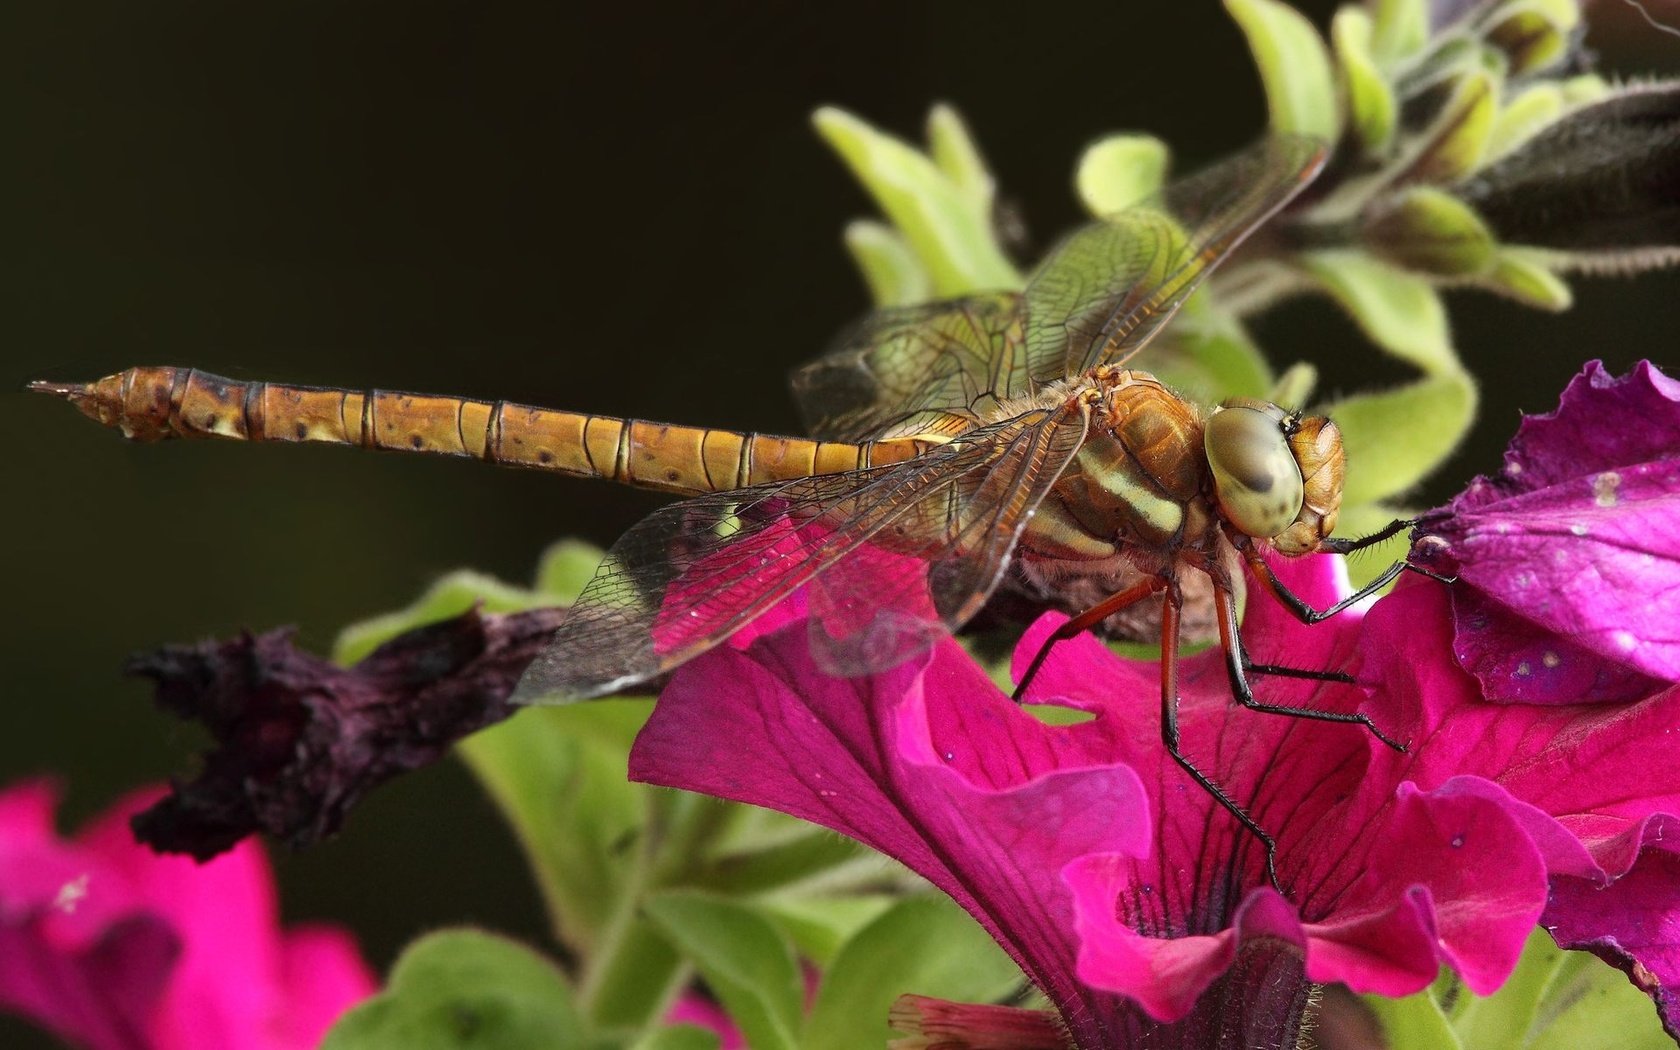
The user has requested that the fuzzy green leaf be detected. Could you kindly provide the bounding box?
[1142,290,1273,403]
[321,929,584,1050]
[1297,250,1458,374]
[1370,0,1429,63]
[533,539,607,603]
[1485,83,1565,163]
[801,896,1024,1050]
[644,892,805,1050]
[1479,248,1573,311]
[1403,68,1500,185]
[1326,371,1477,507]
[1480,0,1579,76]
[1363,186,1497,276]
[1075,134,1169,216]
[814,107,1021,296]
[844,220,932,307]
[1226,0,1340,140]
[1334,7,1397,154]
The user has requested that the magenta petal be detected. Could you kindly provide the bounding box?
[0,781,373,1050]
[630,622,1157,1034]
[1416,361,1680,702]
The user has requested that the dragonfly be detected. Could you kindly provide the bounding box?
[31,134,1423,891]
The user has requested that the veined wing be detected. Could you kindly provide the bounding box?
[790,292,1027,442]
[789,137,1323,445]
[515,400,1088,702]
[1022,134,1326,383]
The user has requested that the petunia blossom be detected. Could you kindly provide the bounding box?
[1412,360,1680,703]
[631,535,1680,1046]
[0,780,376,1050]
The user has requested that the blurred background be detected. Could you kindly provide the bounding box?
[4,2,1676,1043]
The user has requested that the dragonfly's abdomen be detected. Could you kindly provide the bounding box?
[32,366,928,496]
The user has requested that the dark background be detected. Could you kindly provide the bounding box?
[4,2,1676,1044]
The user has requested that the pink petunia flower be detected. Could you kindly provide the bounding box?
[1412,360,1680,703]
[630,361,1680,1047]
[0,780,376,1050]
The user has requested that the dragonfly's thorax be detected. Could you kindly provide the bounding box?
[1018,373,1346,575]
[1021,371,1214,568]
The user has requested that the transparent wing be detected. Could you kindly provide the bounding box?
[790,292,1028,441]
[1022,134,1326,384]
[516,402,1088,702]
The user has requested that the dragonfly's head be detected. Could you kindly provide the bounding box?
[1204,398,1344,555]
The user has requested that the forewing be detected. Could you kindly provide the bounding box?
[515,403,1088,702]
[790,292,1028,441]
[1022,134,1326,383]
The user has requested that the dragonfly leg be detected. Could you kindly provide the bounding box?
[1242,546,1452,627]
[1317,511,1455,557]
[1212,581,1407,753]
[1011,578,1165,702]
[1160,583,1284,895]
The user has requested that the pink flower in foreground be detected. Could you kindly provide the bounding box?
[0,781,376,1050]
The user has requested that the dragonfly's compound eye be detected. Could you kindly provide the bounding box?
[1205,403,1306,539]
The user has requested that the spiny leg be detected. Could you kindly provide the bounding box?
[1011,577,1165,702]
[1159,582,1284,894]
[1242,545,1454,627]
[1211,578,1406,753]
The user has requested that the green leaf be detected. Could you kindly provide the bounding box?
[926,104,996,220]
[1370,0,1429,63]
[1529,945,1671,1050]
[332,540,593,665]
[1480,0,1580,75]
[332,569,540,665]
[1362,187,1497,276]
[691,827,870,896]
[802,895,1024,1050]
[1327,371,1478,507]
[533,539,606,602]
[1485,83,1565,163]
[1366,984,1465,1050]
[1401,68,1500,185]
[1479,248,1573,312]
[1333,7,1398,154]
[1075,134,1169,217]
[321,929,585,1050]
[628,1027,722,1050]
[644,892,805,1050]
[753,894,900,967]
[814,107,1021,297]
[457,703,650,953]
[1226,0,1339,140]
[844,220,932,307]
[1267,361,1318,412]
[1450,927,1564,1050]
[1297,250,1458,374]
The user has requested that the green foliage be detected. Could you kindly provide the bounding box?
[1365,928,1670,1050]
[321,930,588,1050]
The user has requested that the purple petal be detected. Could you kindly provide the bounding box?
[1416,361,1680,702]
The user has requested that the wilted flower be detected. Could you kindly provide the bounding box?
[0,780,375,1050]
